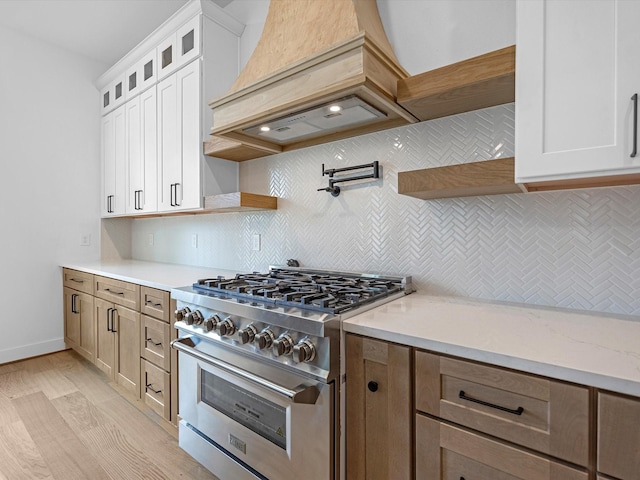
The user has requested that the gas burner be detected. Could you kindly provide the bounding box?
[194,267,408,314]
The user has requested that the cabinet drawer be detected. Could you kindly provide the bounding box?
[416,415,588,480]
[140,286,170,322]
[415,350,590,466]
[140,315,170,371]
[597,392,640,480]
[63,268,94,295]
[141,359,170,420]
[95,276,140,310]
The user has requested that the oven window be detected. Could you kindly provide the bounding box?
[201,370,287,449]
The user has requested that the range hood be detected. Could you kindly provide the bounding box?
[205,0,418,161]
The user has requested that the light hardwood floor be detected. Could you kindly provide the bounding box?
[0,349,219,480]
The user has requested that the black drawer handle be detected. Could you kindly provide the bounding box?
[367,381,379,393]
[146,300,163,308]
[104,288,125,296]
[459,390,524,416]
[632,93,638,158]
[70,278,84,284]
[146,338,162,347]
[146,383,162,395]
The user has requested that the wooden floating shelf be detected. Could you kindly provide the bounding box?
[204,136,277,162]
[398,157,523,200]
[115,192,277,218]
[397,45,515,121]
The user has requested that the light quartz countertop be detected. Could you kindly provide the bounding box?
[343,293,640,397]
[63,261,640,397]
[62,260,241,291]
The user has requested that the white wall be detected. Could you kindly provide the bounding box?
[0,25,105,363]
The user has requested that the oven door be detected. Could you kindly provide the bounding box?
[173,336,335,480]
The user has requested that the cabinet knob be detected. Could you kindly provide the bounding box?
[367,381,379,393]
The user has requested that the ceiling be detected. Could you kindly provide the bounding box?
[0,0,269,68]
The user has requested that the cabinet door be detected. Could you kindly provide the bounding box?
[345,334,412,480]
[157,60,202,212]
[102,105,126,217]
[141,359,171,420]
[598,392,640,480]
[176,16,201,69]
[157,72,180,211]
[177,59,202,210]
[114,306,141,398]
[516,0,640,188]
[95,298,115,378]
[126,87,157,215]
[63,287,95,363]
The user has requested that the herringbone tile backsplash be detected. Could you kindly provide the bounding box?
[132,103,640,316]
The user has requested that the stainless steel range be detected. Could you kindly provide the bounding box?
[171,266,413,480]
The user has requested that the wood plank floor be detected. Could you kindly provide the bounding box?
[0,350,219,480]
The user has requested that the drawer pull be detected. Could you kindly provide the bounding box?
[145,383,162,395]
[104,288,125,296]
[632,93,638,158]
[70,278,84,284]
[145,300,163,308]
[458,390,524,416]
[146,338,162,347]
[367,381,379,393]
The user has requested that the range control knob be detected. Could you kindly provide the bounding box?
[255,329,275,350]
[174,306,191,321]
[238,325,258,344]
[272,334,294,357]
[292,339,317,363]
[203,314,220,332]
[218,317,237,337]
[185,310,204,325]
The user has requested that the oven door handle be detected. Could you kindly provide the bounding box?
[171,337,320,405]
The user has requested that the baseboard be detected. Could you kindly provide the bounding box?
[0,338,67,364]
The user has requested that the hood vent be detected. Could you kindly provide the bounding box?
[205,0,417,161]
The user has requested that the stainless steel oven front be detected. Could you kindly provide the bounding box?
[174,335,336,480]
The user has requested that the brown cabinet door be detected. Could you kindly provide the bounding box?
[95,298,115,378]
[63,287,95,363]
[140,286,170,322]
[598,392,640,480]
[416,414,589,480]
[141,359,171,420]
[346,334,412,480]
[114,306,141,398]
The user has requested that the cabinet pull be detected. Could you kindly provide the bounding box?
[458,390,524,416]
[111,309,118,333]
[134,190,143,210]
[145,300,163,308]
[367,381,379,392]
[145,383,162,394]
[170,183,176,207]
[104,288,125,296]
[146,337,162,347]
[107,195,114,213]
[174,183,181,206]
[632,93,638,158]
[70,278,84,284]
[71,294,78,314]
[106,308,113,332]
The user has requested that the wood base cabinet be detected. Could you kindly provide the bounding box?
[63,268,96,365]
[345,334,412,480]
[416,415,588,480]
[598,392,640,480]
[95,298,141,398]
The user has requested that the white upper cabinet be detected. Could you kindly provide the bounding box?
[102,105,126,216]
[96,1,243,218]
[126,86,157,214]
[516,0,640,190]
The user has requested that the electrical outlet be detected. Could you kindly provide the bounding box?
[80,234,91,246]
[252,234,261,251]
[192,234,198,248]
[148,234,154,246]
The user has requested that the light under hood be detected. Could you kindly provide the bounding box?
[204,0,418,161]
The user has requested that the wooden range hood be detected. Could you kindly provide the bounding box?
[204,0,418,161]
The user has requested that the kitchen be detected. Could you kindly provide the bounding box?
[1,0,639,479]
